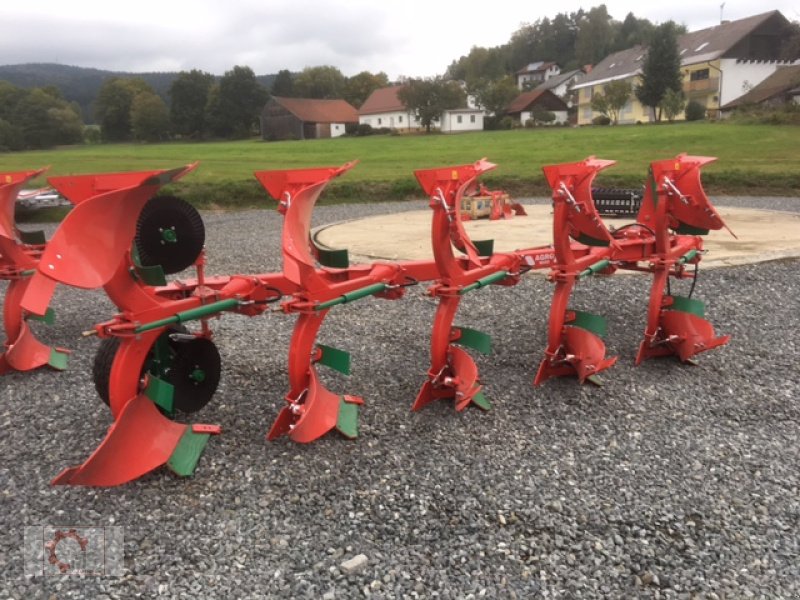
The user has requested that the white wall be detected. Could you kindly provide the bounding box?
[720,58,799,105]
[358,111,418,129]
[441,111,483,132]
[331,123,346,138]
[520,109,568,124]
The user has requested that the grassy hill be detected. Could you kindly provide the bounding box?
[4,122,799,208]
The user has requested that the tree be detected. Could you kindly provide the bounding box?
[169,70,214,138]
[343,71,389,108]
[293,66,346,99]
[131,91,171,141]
[575,5,616,67]
[94,77,153,141]
[470,76,518,120]
[271,69,295,97]
[635,22,683,122]
[397,77,466,133]
[590,79,632,124]
[208,66,268,138]
[659,88,686,122]
[12,87,83,148]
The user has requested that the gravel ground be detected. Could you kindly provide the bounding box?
[1,196,799,599]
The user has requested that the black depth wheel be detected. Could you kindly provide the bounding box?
[135,195,205,275]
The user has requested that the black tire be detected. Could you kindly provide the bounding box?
[92,337,120,406]
[135,195,205,275]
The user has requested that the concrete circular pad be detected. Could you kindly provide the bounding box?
[314,205,800,269]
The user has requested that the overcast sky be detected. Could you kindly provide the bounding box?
[1,2,797,78]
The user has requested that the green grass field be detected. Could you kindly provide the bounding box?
[4,122,800,208]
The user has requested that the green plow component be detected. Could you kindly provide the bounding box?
[145,376,175,413]
[471,390,492,411]
[18,229,46,245]
[454,327,492,355]
[167,428,212,477]
[578,259,611,280]
[570,310,608,337]
[666,295,705,318]
[459,270,508,295]
[317,344,351,375]
[317,247,350,269]
[677,249,699,265]
[336,398,359,439]
[130,245,167,286]
[29,308,55,325]
[135,298,240,334]
[473,239,494,257]
[315,283,388,311]
[48,348,69,371]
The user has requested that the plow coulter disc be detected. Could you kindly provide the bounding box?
[135,195,205,275]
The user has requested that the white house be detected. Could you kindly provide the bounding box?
[516,62,561,90]
[358,85,419,130]
[440,108,485,133]
[359,85,484,133]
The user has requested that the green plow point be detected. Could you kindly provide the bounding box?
[317,344,351,375]
[336,397,359,439]
[471,391,492,411]
[30,308,56,326]
[454,327,492,355]
[48,348,68,370]
[167,428,211,477]
[585,374,604,386]
[145,376,175,413]
[570,310,608,338]
[666,295,705,318]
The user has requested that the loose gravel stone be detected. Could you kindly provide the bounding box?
[1,197,799,598]
[341,554,368,575]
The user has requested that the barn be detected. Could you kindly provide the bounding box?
[260,96,359,140]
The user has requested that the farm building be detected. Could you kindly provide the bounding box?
[721,64,800,112]
[507,89,569,125]
[260,97,358,140]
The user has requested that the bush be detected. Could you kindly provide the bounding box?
[685,100,707,121]
[592,115,611,126]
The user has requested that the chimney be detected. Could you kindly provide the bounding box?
[583,64,593,74]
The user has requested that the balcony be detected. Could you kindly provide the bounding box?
[686,77,720,93]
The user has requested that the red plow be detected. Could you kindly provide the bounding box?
[0,154,733,486]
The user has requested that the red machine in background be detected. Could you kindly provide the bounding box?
[0,154,732,486]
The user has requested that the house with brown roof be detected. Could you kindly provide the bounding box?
[721,64,800,112]
[507,90,569,125]
[357,85,419,130]
[572,10,799,124]
[516,62,561,90]
[260,96,358,140]
[358,85,484,133]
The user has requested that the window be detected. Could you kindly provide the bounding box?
[695,42,709,52]
[470,114,476,123]
[457,115,463,124]
[690,69,710,81]
[377,118,382,125]
[398,115,403,123]
[334,125,339,131]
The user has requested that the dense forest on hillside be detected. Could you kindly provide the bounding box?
[0,63,277,123]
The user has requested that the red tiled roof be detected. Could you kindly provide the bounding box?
[507,89,568,114]
[272,97,359,123]
[358,85,407,115]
